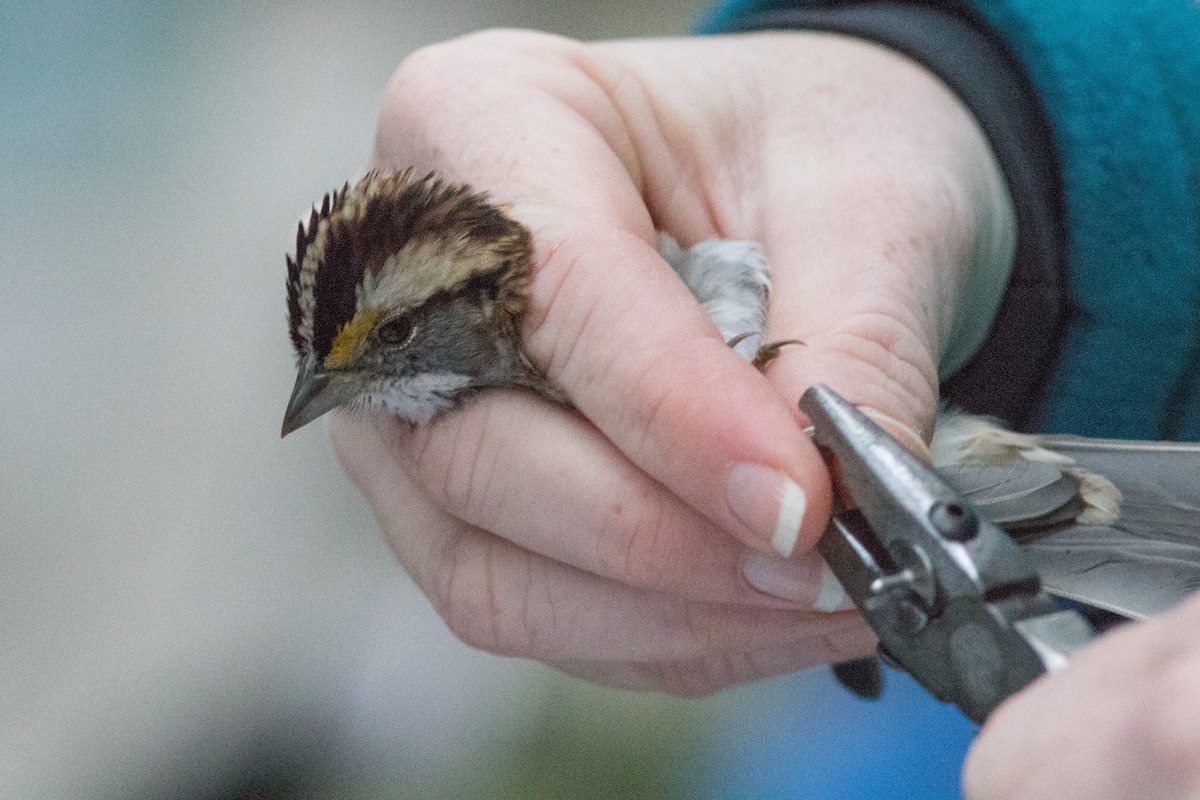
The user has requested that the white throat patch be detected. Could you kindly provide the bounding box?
[351,372,475,424]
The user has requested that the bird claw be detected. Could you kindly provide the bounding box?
[751,338,805,370]
[725,333,805,369]
[726,332,756,350]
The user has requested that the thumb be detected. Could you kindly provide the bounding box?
[373,33,836,559]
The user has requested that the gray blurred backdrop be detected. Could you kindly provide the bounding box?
[0,1,761,797]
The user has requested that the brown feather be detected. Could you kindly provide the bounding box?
[287,170,534,365]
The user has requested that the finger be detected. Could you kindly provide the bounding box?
[331,410,862,663]
[353,386,837,608]
[754,183,945,438]
[374,33,833,558]
[425,528,864,663]
[745,42,1008,436]
[552,628,878,697]
[527,230,831,560]
[964,594,1200,800]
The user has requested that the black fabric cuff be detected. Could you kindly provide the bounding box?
[713,1,1068,429]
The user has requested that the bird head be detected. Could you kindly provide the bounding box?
[282,170,545,436]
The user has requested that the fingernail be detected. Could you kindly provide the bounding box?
[727,464,807,557]
[742,550,812,602]
[814,561,857,612]
[741,552,858,611]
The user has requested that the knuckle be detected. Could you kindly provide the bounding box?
[431,535,500,652]
[675,602,729,657]
[821,627,878,663]
[628,361,681,437]
[603,493,672,585]
[833,313,931,390]
[667,676,726,699]
[380,42,466,129]
[647,659,733,699]
[385,30,530,98]
[521,234,594,378]
[524,230,659,386]
[439,427,492,516]
[652,651,798,698]
[597,492,731,601]
[815,316,937,430]
[432,534,537,657]
[379,29,577,144]
[404,410,500,522]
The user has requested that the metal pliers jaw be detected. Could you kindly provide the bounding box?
[799,385,1096,723]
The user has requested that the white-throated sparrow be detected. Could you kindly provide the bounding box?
[282,169,789,435]
[281,169,1120,529]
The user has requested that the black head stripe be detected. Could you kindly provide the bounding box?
[286,254,303,353]
[287,170,527,361]
[309,216,367,360]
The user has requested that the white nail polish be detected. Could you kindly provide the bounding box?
[814,561,856,612]
[727,464,808,557]
[772,479,806,557]
[742,551,808,602]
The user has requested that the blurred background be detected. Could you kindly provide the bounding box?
[1,2,976,797]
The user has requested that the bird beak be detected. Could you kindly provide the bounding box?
[281,353,351,437]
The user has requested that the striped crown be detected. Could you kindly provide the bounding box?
[286,170,533,365]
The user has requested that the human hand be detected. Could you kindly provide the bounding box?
[329,28,1014,694]
[964,592,1200,799]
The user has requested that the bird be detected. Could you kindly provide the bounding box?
[282,169,556,435]
[283,168,1200,637]
[282,169,802,436]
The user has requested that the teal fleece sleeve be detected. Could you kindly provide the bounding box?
[702,0,1200,439]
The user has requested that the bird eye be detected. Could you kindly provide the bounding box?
[377,316,415,345]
